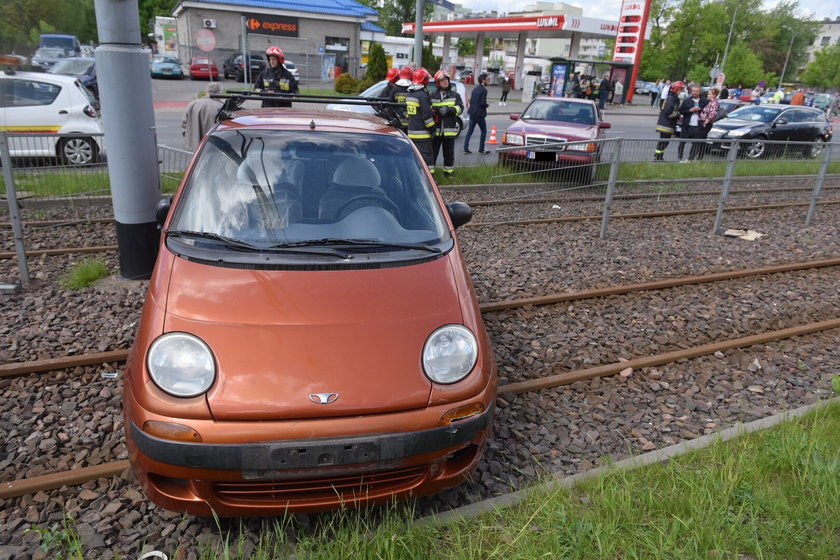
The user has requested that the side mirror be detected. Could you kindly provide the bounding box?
[509,113,521,120]
[446,202,473,229]
[598,121,611,129]
[156,196,172,230]
[774,118,787,127]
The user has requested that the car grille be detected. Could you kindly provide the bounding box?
[214,465,427,505]
[526,135,567,151]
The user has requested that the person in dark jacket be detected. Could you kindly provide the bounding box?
[430,70,464,176]
[463,73,490,154]
[380,67,400,99]
[388,66,414,131]
[679,85,708,162]
[405,68,436,169]
[254,46,299,108]
[654,80,685,161]
[598,74,611,110]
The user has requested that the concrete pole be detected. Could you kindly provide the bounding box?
[514,32,527,91]
[94,0,160,279]
[414,0,424,68]
[442,33,451,71]
[475,32,485,77]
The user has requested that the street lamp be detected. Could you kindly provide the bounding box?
[720,1,742,74]
[778,25,797,90]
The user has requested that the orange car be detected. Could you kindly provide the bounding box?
[123,106,497,516]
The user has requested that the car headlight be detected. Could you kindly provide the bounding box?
[708,128,725,139]
[147,333,216,397]
[504,133,525,145]
[422,325,478,384]
[727,127,754,138]
[566,142,595,152]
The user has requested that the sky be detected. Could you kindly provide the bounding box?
[454,0,839,22]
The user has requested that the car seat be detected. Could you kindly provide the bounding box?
[318,158,399,221]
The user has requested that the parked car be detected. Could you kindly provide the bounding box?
[325,79,470,136]
[38,33,81,56]
[150,55,184,79]
[717,99,747,116]
[706,104,833,159]
[189,56,218,80]
[283,60,299,80]
[29,47,69,72]
[0,70,103,164]
[124,104,497,516]
[635,80,657,94]
[48,56,97,99]
[810,93,832,112]
[222,51,266,82]
[499,97,611,182]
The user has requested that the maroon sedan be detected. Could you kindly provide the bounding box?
[499,97,610,182]
[189,56,219,80]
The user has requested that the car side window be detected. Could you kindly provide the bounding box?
[8,80,61,107]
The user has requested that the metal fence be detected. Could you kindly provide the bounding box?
[3,130,839,287]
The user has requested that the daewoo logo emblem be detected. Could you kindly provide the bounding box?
[310,393,339,404]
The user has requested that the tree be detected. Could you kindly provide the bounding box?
[377,0,433,37]
[421,42,440,73]
[800,44,840,89]
[365,42,388,82]
[138,0,178,39]
[0,0,96,51]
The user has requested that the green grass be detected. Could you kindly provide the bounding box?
[299,87,344,97]
[0,170,184,196]
[59,258,110,290]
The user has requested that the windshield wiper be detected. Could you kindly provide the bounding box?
[269,238,442,254]
[166,230,352,258]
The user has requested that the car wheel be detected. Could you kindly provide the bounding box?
[455,118,463,138]
[59,137,98,166]
[807,137,826,158]
[235,69,243,82]
[742,136,766,159]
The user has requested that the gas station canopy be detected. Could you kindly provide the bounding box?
[401,14,620,40]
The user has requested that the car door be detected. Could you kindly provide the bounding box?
[1,78,66,157]
[771,109,805,142]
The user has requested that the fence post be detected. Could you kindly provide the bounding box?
[712,138,739,235]
[599,138,622,239]
[0,132,30,287]
[805,141,832,227]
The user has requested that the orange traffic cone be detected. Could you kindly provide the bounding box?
[487,125,499,145]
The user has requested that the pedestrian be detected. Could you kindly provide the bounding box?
[680,85,709,162]
[405,68,436,170]
[570,71,582,98]
[598,74,611,110]
[181,81,223,152]
[689,86,720,161]
[720,84,729,101]
[463,72,490,154]
[254,46,298,108]
[830,93,840,117]
[773,89,784,104]
[499,73,511,105]
[388,66,414,131]
[430,70,464,176]
[653,80,684,161]
[652,78,662,107]
[790,89,805,105]
[659,79,670,108]
[613,79,624,106]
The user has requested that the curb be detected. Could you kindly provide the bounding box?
[413,395,840,527]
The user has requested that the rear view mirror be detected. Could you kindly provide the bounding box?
[156,196,172,229]
[598,121,611,129]
[509,114,521,120]
[446,202,472,229]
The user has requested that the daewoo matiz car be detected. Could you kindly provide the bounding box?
[124,105,497,516]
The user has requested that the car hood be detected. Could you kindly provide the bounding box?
[713,118,766,131]
[507,119,596,140]
[162,255,464,420]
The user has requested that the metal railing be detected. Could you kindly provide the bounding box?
[3,131,838,288]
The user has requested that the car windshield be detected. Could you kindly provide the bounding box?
[153,56,178,64]
[169,130,450,260]
[50,59,92,75]
[40,37,73,50]
[359,81,388,98]
[522,99,596,125]
[35,48,66,58]
[728,105,782,123]
[284,62,295,69]
[193,58,211,65]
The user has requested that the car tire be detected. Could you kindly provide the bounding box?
[742,136,766,159]
[59,137,98,166]
[455,118,463,138]
[235,69,243,83]
[807,137,826,159]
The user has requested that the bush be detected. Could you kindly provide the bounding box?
[365,43,388,83]
[335,72,359,94]
[357,76,377,93]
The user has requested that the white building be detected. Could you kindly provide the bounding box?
[806,17,840,63]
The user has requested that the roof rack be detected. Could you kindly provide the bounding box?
[211,91,406,129]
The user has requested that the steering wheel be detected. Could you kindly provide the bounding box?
[337,193,400,220]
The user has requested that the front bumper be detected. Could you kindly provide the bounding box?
[500,147,597,167]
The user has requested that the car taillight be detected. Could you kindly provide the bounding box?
[83,105,98,118]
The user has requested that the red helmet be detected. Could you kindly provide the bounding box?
[434,70,451,85]
[412,68,430,86]
[265,46,284,63]
[670,80,685,93]
[386,67,400,83]
[398,66,413,81]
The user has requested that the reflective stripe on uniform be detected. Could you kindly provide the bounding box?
[408,131,432,139]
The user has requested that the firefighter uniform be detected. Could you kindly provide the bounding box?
[430,84,464,176]
[405,85,435,169]
[388,82,410,131]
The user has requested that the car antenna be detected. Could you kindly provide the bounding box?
[310,119,316,129]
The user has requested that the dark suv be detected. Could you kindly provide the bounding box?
[222,51,266,82]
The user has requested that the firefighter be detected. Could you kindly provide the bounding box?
[254,46,299,108]
[388,66,414,131]
[430,70,464,177]
[380,67,400,99]
[405,68,435,170]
